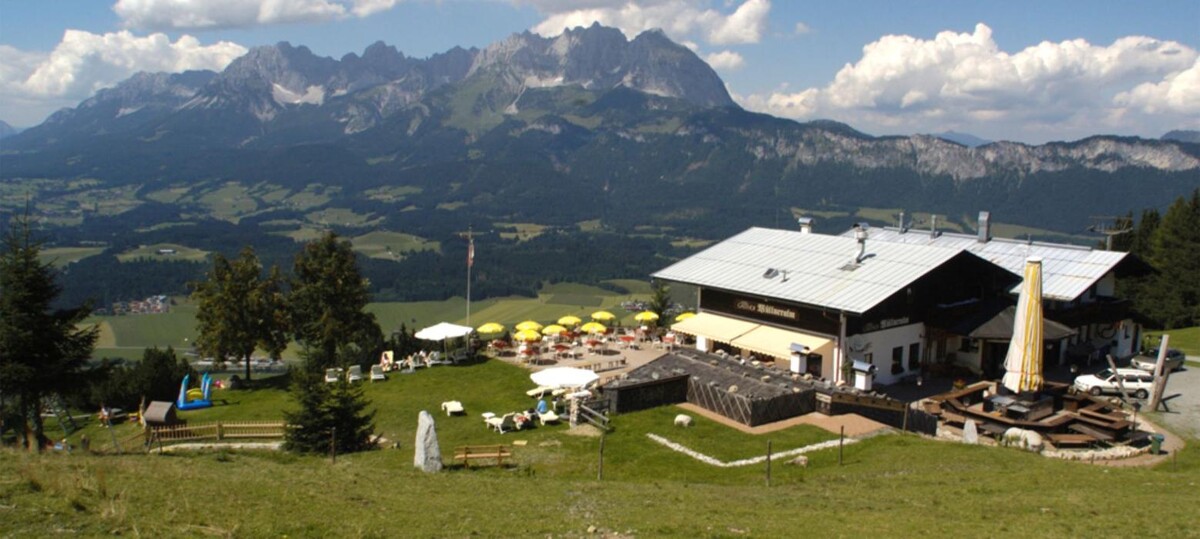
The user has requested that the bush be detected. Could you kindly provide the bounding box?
[81,347,196,410]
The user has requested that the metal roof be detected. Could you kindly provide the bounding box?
[652,227,980,315]
[841,227,1128,302]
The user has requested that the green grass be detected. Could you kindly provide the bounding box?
[6,355,1197,536]
[1146,327,1200,357]
[350,231,439,260]
[115,243,209,263]
[194,182,257,223]
[305,207,380,228]
[38,246,105,267]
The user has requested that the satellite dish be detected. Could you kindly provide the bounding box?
[847,336,870,353]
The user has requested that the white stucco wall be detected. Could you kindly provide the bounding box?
[849,322,924,385]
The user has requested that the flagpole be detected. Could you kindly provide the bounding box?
[466,227,473,328]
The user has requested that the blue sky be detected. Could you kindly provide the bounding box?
[2,1,1197,143]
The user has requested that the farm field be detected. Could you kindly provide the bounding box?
[5,355,1196,537]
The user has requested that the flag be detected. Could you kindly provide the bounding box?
[467,237,474,268]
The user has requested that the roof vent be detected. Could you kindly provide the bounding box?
[762,268,780,279]
[797,217,814,234]
[853,223,869,264]
[898,211,907,233]
[978,211,991,243]
[930,215,939,238]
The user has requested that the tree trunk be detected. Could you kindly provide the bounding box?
[244,353,252,382]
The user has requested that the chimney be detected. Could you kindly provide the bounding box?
[930,215,939,238]
[854,223,869,263]
[797,217,814,234]
[977,211,991,243]
[898,211,906,233]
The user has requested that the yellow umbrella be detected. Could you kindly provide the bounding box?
[675,312,696,322]
[591,311,616,322]
[542,324,568,335]
[515,320,543,332]
[634,311,660,323]
[476,322,505,334]
[557,315,582,326]
[514,329,543,342]
[580,321,607,334]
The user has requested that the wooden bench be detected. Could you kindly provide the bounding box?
[453,445,512,467]
[1046,433,1098,448]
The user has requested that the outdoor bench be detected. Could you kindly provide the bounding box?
[453,444,512,467]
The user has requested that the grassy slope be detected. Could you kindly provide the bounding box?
[1146,327,1200,357]
[4,353,1196,536]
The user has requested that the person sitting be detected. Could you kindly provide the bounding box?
[536,398,549,415]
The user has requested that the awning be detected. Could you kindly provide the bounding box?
[730,325,834,361]
[670,312,758,345]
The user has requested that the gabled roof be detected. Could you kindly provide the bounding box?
[653,227,997,315]
[841,226,1133,302]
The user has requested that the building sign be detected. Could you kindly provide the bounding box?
[860,317,910,333]
[700,289,840,335]
[734,300,798,320]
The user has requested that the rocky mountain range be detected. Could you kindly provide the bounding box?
[1,23,1197,236]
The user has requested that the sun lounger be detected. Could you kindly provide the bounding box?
[441,401,464,416]
[486,413,517,433]
[347,365,363,383]
[324,368,343,383]
[539,409,560,425]
[370,364,386,382]
[526,386,553,398]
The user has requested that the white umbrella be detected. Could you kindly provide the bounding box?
[415,322,474,341]
[530,367,599,389]
[1002,257,1044,394]
[415,322,474,361]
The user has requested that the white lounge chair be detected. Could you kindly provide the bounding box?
[486,413,516,433]
[347,365,363,383]
[539,409,560,425]
[526,386,552,398]
[441,401,464,416]
[370,364,386,382]
[324,368,342,383]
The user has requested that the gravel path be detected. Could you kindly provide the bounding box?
[1149,359,1200,439]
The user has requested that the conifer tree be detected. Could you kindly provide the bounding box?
[0,213,97,450]
[289,232,381,371]
[1144,189,1200,328]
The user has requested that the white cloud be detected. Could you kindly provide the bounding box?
[741,23,1200,142]
[0,30,246,125]
[705,50,743,70]
[529,0,769,46]
[113,0,399,30]
[793,21,810,35]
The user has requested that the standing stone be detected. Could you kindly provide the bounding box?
[413,411,443,473]
[963,419,979,445]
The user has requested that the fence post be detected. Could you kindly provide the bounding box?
[597,433,606,481]
[765,440,772,487]
[838,426,844,466]
[217,421,224,441]
[902,405,909,434]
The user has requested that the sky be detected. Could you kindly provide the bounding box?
[1,0,1197,144]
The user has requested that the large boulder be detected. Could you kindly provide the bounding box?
[413,410,443,473]
[674,414,693,427]
[962,420,979,445]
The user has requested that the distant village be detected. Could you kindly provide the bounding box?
[94,295,172,316]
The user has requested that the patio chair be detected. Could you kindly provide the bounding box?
[347,365,363,383]
[370,364,386,382]
[324,368,342,383]
[486,413,516,433]
[539,409,560,425]
[526,386,552,398]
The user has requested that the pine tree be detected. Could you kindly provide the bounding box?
[1144,189,1200,328]
[283,351,376,454]
[0,213,97,451]
[289,232,382,371]
[191,247,288,381]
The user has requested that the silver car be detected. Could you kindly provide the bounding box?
[1130,348,1186,373]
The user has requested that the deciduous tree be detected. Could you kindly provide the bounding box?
[191,247,288,381]
[289,232,381,371]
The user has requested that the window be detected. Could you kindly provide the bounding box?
[892,346,903,375]
[908,342,920,371]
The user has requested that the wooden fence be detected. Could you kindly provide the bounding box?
[823,392,937,436]
[148,421,287,446]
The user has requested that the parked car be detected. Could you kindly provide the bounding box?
[1130,348,1186,372]
[1073,368,1156,399]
